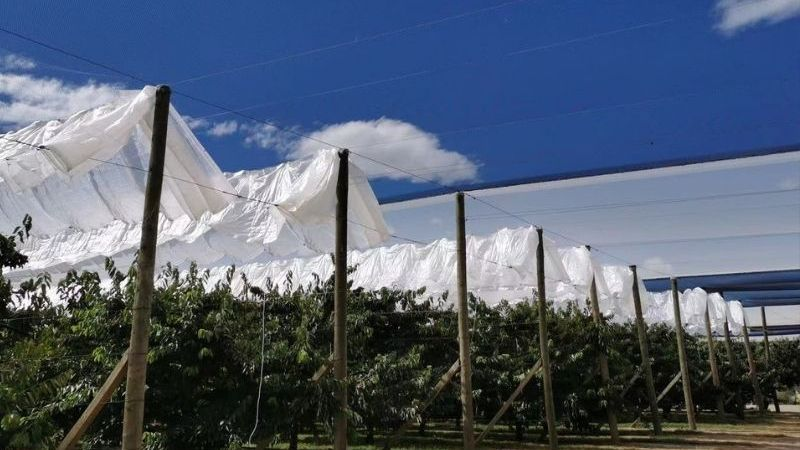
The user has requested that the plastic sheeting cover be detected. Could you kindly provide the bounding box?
[1,87,389,277]
[205,226,570,305]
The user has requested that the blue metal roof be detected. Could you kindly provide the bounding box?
[379,143,800,204]
[748,324,800,337]
[644,269,800,308]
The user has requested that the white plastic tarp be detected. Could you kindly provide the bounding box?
[680,288,708,335]
[726,300,745,335]
[0,86,231,217]
[0,87,752,337]
[1,87,389,278]
[707,292,728,335]
[208,226,570,305]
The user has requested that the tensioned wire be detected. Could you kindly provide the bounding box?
[0,137,524,276]
[3,17,793,184]
[1,23,795,203]
[0,22,767,278]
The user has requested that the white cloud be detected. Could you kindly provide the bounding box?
[241,122,297,153]
[641,257,674,277]
[183,115,209,130]
[715,0,800,35]
[291,118,478,184]
[0,53,36,71]
[0,73,122,128]
[207,119,239,137]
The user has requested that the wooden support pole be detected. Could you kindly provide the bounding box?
[476,359,543,445]
[741,315,765,414]
[670,278,696,430]
[333,149,349,450]
[121,85,171,450]
[586,249,619,444]
[455,192,475,450]
[760,307,771,363]
[385,359,460,449]
[723,318,745,418]
[761,306,780,412]
[536,227,558,449]
[630,265,662,435]
[619,369,641,400]
[657,372,682,404]
[58,352,129,450]
[310,353,335,383]
[704,303,725,418]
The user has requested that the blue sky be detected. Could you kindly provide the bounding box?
[1,0,799,200]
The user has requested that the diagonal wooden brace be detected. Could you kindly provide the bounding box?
[476,359,543,446]
[310,353,335,383]
[58,351,129,450]
[384,359,460,450]
[619,367,642,400]
[657,371,682,404]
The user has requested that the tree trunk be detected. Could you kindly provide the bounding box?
[288,421,299,450]
[366,423,375,444]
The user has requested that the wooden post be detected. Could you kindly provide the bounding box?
[703,303,725,417]
[722,317,744,418]
[536,227,558,449]
[670,278,696,430]
[760,307,771,364]
[476,359,543,445]
[586,247,619,444]
[121,85,171,450]
[455,192,475,450]
[630,265,662,435]
[741,315,765,414]
[385,359,460,449]
[761,306,780,412]
[333,149,349,450]
[58,352,128,450]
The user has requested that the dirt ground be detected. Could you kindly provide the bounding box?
[278,409,800,449]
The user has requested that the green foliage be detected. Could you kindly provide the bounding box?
[0,217,798,448]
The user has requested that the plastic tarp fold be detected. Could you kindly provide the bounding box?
[598,265,650,324]
[1,88,389,278]
[706,292,728,335]
[726,300,745,335]
[204,226,570,304]
[679,288,708,335]
[0,87,751,338]
[0,86,231,218]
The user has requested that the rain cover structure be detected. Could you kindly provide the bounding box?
[0,86,388,279]
[0,86,746,335]
[204,226,570,304]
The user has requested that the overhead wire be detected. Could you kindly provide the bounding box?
[190,16,678,120]
[0,19,782,281]
[0,135,281,208]
[170,0,529,85]
[0,135,523,278]
[349,149,675,277]
[0,25,346,152]
[466,188,800,221]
